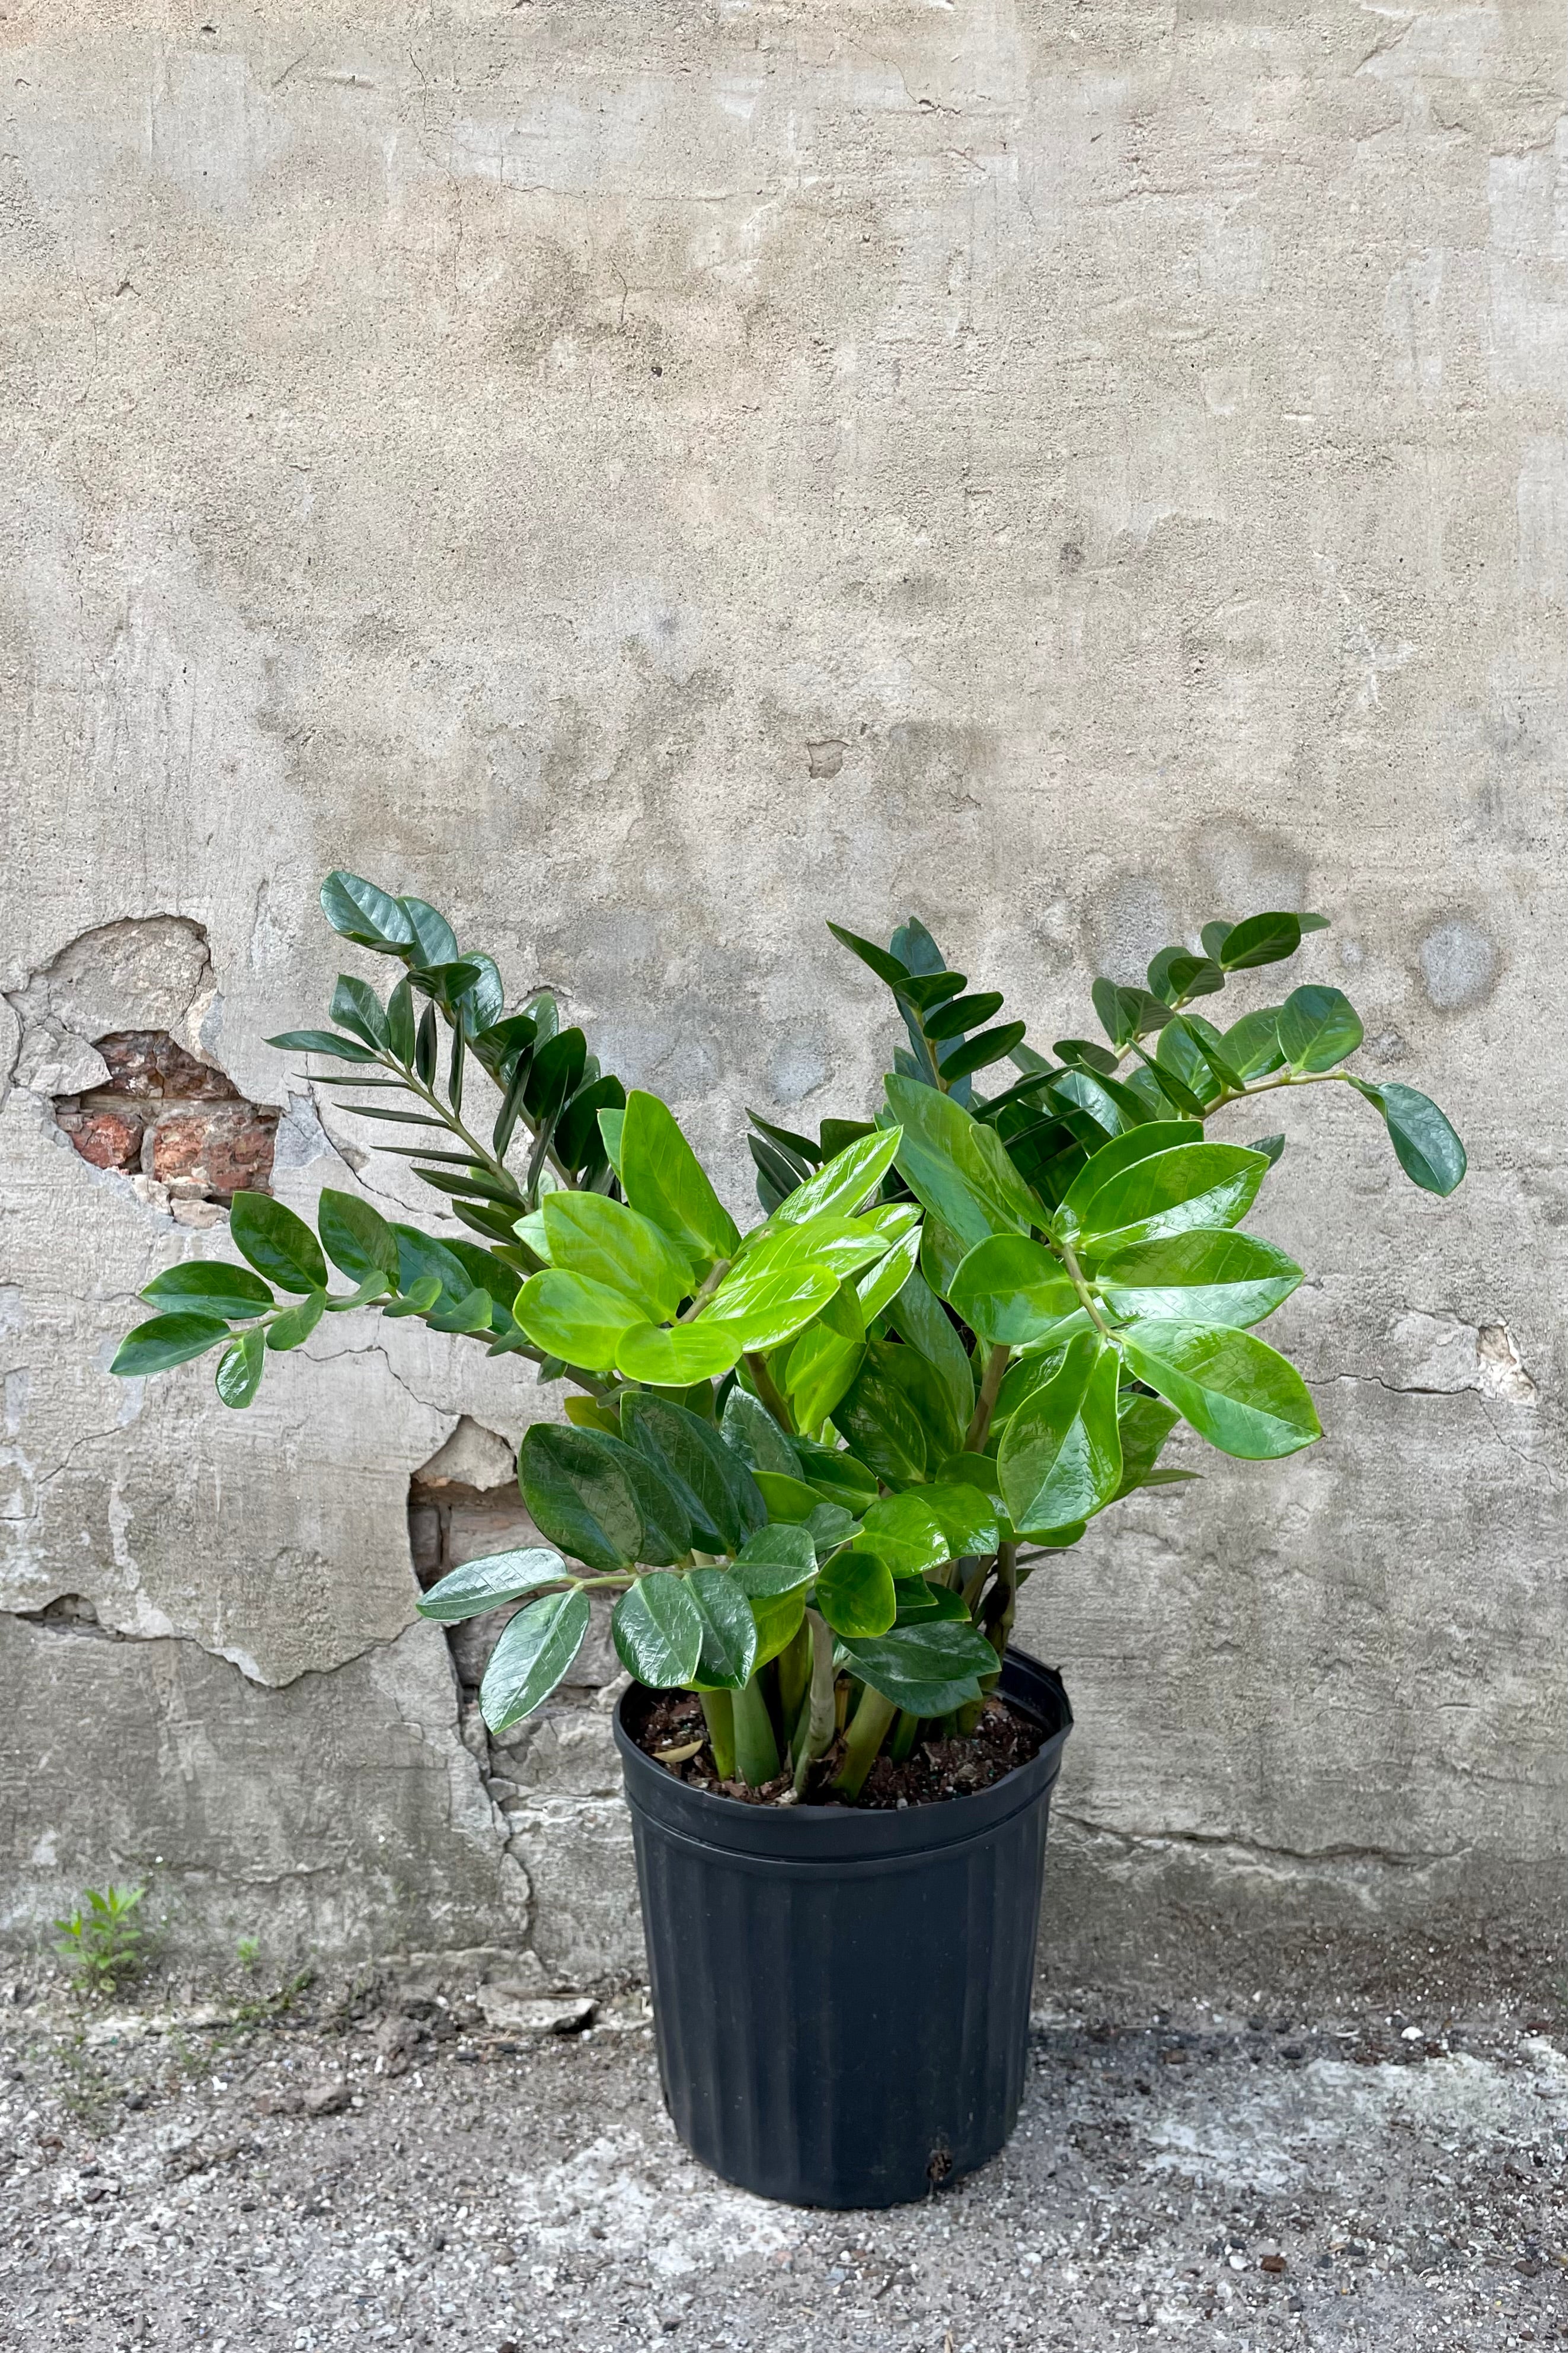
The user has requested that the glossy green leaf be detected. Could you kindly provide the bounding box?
[525,1026,588,1124]
[1055,1123,1202,1239]
[519,1425,643,1572]
[614,1321,745,1385]
[319,871,415,952]
[938,1021,1028,1082]
[1221,1006,1286,1080]
[730,1522,819,1595]
[748,1585,810,1670]
[720,1388,804,1478]
[886,1076,1042,1251]
[1349,1080,1467,1197]
[1074,1142,1269,1258]
[598,1107,626,1180]
[480,1589,590,1733]
[998,1334,1122,1533]
[427,1284,494,1336]
[892,1579,973,1626]
[1154,1019,1225,1108]
[925,990,1004,1042]
[948,1235,1081,1347]
[1098,1229,1303,1328]
[917,1211,969,1299]
[514,1270,645,1372]
[555,1074,627,1176]
[266,1290,325,1351]
[620,1394,765,1556]
[827,922,909,990]
[382,1274,443,1319]
[855,1226,922,1324]
[330,974,389,1051]
[1119,1319,1321,1459]
[265,1026,379,1064]
[417,1547,568,1623]
[142,1262,275,1321]
[1112,1393,1186,1499]
[229,1193,329,1295]
[791,1439,880,1513]
[397,897,459,967]
[838,1619,998,1716]
[389,1225,478,1315]
[701,1257,839,1350]
[780,1281,866,1431]
[1147,948,1225,1006]
[1277,984,1363,1072]
[831,1348,929,1485]
[814,1548,896,1639]
[853,1482,1000,1576]
[885,1265,975,1427]
[1248,1133,1286,1167]
[686,1569,759,1689]
[612,1572,703,1688]
[317,1189,401,1286]
[619,1091,740,1268]
[1218,911,1326,970]
[214,1324,266,1407]
[541,1191,691,1322]
[770,1127,901,1226]
[753,1469,833,1525]
[385,976,416,1067]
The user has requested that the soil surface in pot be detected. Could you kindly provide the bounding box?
[624,1684,1048,1807]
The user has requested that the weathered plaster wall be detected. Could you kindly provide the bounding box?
[2,0,1564,1988]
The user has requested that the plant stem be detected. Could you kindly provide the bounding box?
[777,1618,812,1742]
[699,1690,736,1781]
[964,1343,1011,1451]
[832,1685,898,1799]
[793,1610,838,1794]
[982,1539,1018,1665]
[1058,1238,1115,1337]
[889,1710,921,1764]
[677,1259,732,1322]
[731,1677,782,1786]
[746,1351,796,1435]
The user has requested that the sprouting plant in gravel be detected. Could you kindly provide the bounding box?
[104,879,1467,1800]
[53,1884,146,1997]
[235,1934,261,1972]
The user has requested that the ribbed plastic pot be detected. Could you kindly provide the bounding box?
[613,1647,1071,2209]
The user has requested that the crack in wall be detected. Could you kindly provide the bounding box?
[1056,1810,1467,1873]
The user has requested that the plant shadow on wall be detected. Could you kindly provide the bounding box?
[99,875,1467,2206]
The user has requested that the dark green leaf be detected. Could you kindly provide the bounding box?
[1119,1319,1321,1459]
[925,990,1004,1042]
[827,921,910,989]
[111,1312,231,1378]
[1349,1079,1467,1197]
[620,1394,765,1555]
[948,1234,1081,1347]
[998,1334,1122,1532]
[264,1027,379,1064]
[594,1436,693,1566]
[937,1022,1028,1082]
[316,1189,401,1286]
[520,1425,643,1571]
[416,1547,568,1623]
[791,1438,879,1513]
[330,974,389,1051]
[815,1549,896,1638]
[385,977,416,1067]
[686,1570,759,1689]
[883,1264,973,1428]
[1091,977,1133,1048]
[555,1074,626,1176]
[215,1325,266,1408]
[1113,1393,1183,1496]
[266,1290,325,1351]
[525,1027,588,1123]
[901,970,967,1014]
[397,897,459,967]
[1277,984,1363,1072]
[229,1193,328,1295]
[747,1109,824,1165]
[142,1262,275,1320]
[481,1589,591,1732]
[1098,1229,1302,1328]
[1221,1006,1285,1079]
[414,1001,439,1085]
[1154,1019,1224,1109]
[1072,1142,1269,1258]
[730,1522,819,1596]
[831,1347,930,1484]
[1200,920,1235,960]
[886,1076,1042,1251]
[1248,1133,1285,1166]
[612,1573,702,1687]
[720,1386,804,1478]
[319,871,415,952]
[838,1619,998,1716]
[1052,1038,1119,1074]
[388,1225,475,1313]
[1218,911,1326,970]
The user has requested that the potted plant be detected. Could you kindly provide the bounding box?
[108,876,1465,2207]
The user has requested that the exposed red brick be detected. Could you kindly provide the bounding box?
[58,1107,144,1171]
[94,1030,239,1102]
[148,1102,279,1203]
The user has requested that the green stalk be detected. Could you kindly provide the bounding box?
[964,1343,1011,1451]
[777,1619,812,1742]
[792,1611,838,1794]
[889,1710,921,1764]
[698,1691,736,1781]
[832,1686,898,1799]
[732,1677,781,1787]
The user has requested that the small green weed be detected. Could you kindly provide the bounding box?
[235,1935,261,1972]
[53,1885,146,1997]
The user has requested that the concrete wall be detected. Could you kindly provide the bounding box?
[2,0,1564,1993]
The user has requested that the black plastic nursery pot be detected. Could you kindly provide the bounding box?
[614,1647,1072,2210]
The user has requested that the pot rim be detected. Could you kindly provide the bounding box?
[614,1644,1072,1863]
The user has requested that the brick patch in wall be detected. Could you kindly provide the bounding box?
[53,1029,278,1210]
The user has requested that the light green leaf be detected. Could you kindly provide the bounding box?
[769,1127,901,1225]
[619,1090,739,1268]
[1055,1123,1203,1239]
[229,1193,329,1295]
[142,1262,275,1321]
[885,1076,1042,1251]
[612,1572,703,1687]
[852,1482,999,1577]
[998,1335,1123,1532]
[542,1192,693,1322]
[614,1321,745,1385]
[317,1189,401,1286]
[700,1256,839,1350]
[780,1280,866,1431]
[814,1548,896,1638]
[1119,1319,1321,1459]
[730,1522,818,1595]
[266,1289,325,1351]
[1221,1006,1285,1080]
[1277,984,1363,1072]
[1349,1079,1467,1197]
[417,1548,568,1624]
[214,1325,266,1408]
[480,1589,591,1732]
[1097,1229,1303,1328]
[598,1107,627,1180]
[686,1569,760,1689]
[1074,1142,1270,1259]
[855,1226,922,1324]
[948,1234,1081,1347]
[513,1270,646,1372]
[520,1426,643,1571]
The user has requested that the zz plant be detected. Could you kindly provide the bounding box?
[110,879,1465,1800]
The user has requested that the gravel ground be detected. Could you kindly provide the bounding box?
[1,1970,1566,2351]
